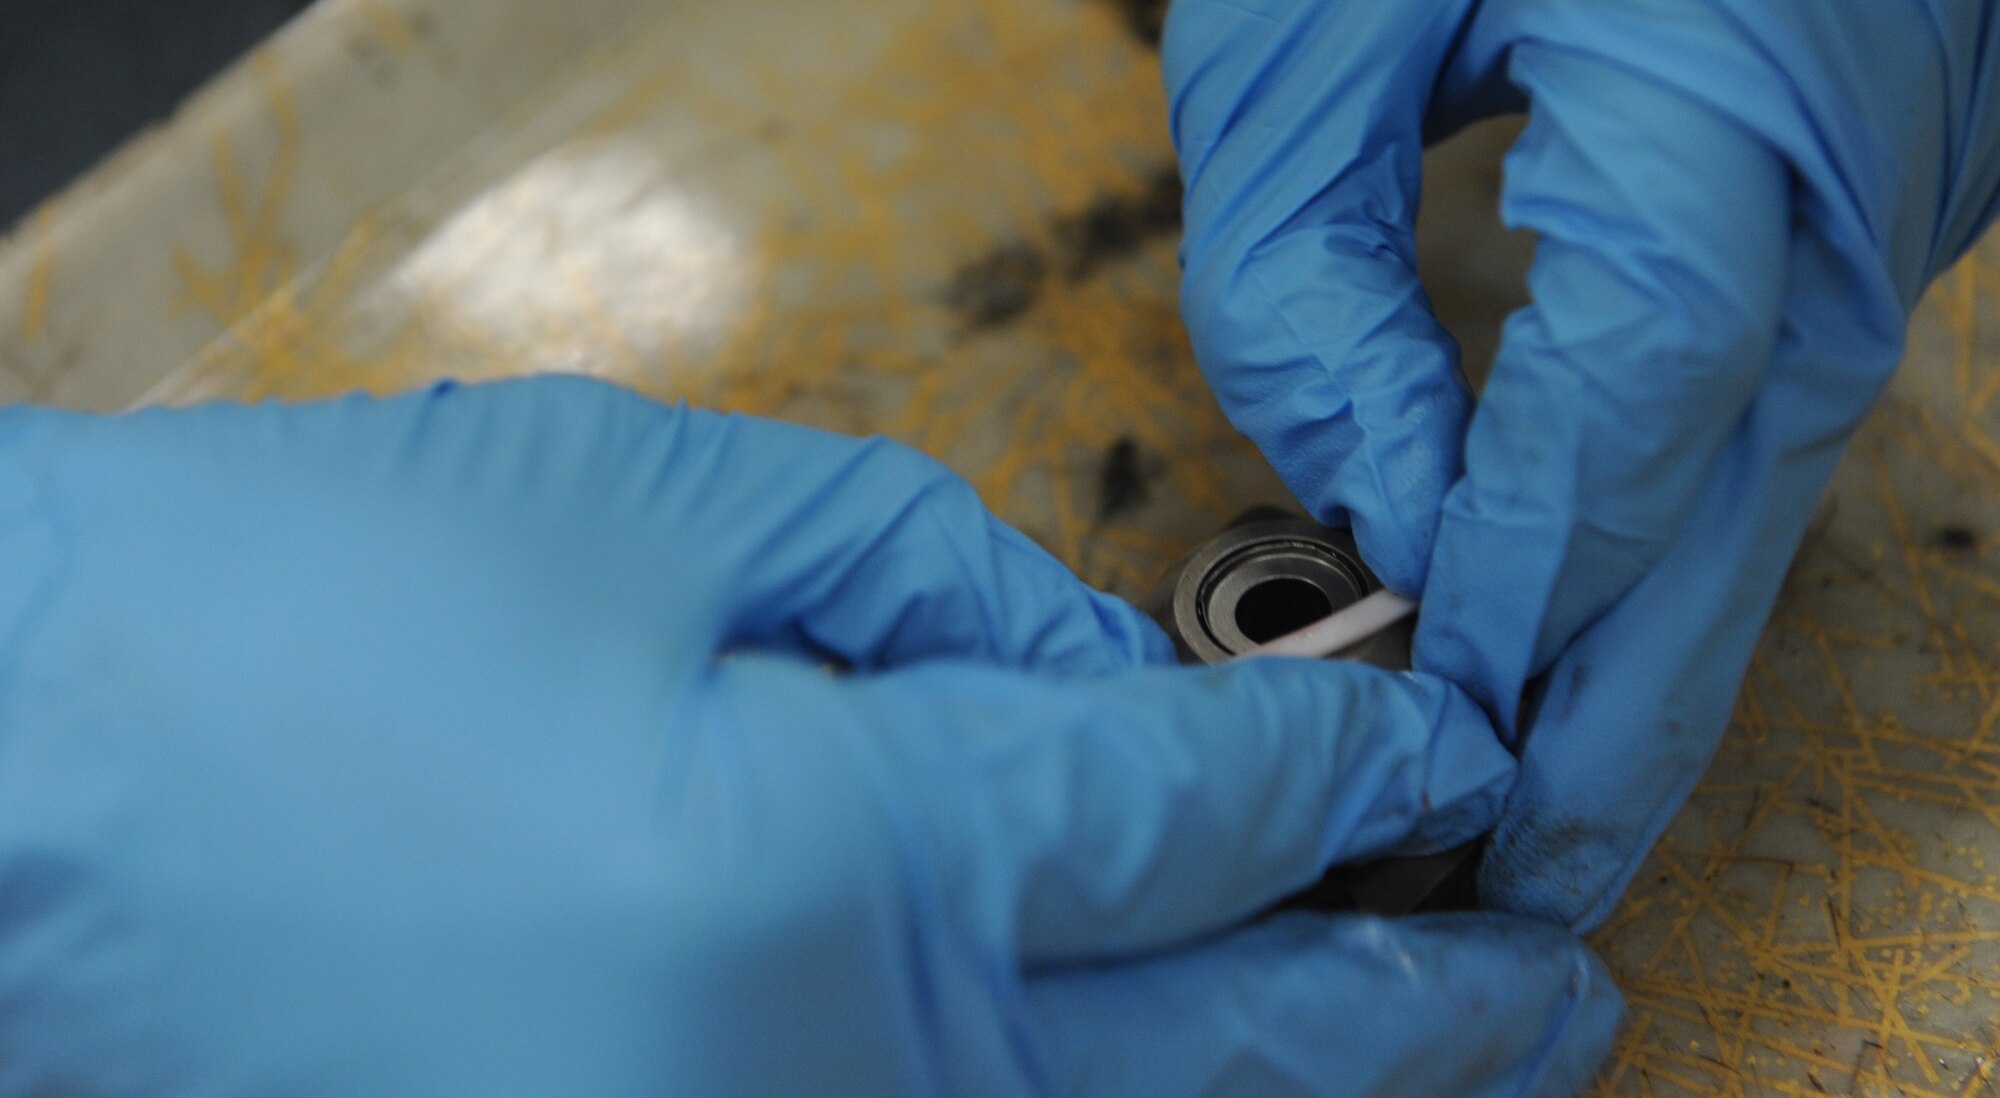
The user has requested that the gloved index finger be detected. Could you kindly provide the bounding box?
[1166,0,1480,594]
[1418,42,1793,736]
[542,388,1174,677]
[720,652,1516,964]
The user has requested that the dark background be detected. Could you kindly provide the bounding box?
[1,0,317,230]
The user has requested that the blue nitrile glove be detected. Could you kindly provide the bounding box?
[1166,0,2000,928]
[0,378,1618,1097]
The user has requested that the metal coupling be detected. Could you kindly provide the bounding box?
[1141,509,1412,667]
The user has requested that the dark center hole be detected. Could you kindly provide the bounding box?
[1233,577,1334,644]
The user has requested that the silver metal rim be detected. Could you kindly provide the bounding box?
[1170,519,1378,664]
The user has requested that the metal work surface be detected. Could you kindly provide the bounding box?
[1,1,1996,1092]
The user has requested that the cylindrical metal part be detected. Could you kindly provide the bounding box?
[1142,514,1411,668]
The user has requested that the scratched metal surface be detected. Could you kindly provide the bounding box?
[0,1,1996,1093]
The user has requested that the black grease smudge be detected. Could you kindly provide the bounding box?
[942,243,1048,330]
[1055,167,1182,282]
[1097,436,1151,519]
[1097,0,1167,47]
[1933,524,1979,551]
[940,166,1182,332]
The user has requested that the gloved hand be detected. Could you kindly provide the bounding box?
[1166,0,2000,928]
[0,378,1617,1096]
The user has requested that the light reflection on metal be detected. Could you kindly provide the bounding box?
[389,140,753,374]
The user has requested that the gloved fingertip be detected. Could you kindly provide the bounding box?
[1459,927,1624,1098]
[1348,517,1431,600]
[1538,947,1626,1097]
[1398,674,1516,852]
[1092,592,1179,669]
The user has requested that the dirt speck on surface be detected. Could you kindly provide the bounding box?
[1933,524,1980,551]
[1097,436,1151,520]
[1094,0,1167,47]
[943,243,1048,330]
[942,165,1180,332]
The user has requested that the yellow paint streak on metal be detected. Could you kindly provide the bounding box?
[357,0,420,55]
[21,205,55,342]
[174,54,303,330]
[1873,454,1962,687]
[1959,1057,1998,1097]
[1946,256,1979,402]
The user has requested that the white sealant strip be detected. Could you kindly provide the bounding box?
[1233,589,1418,662]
